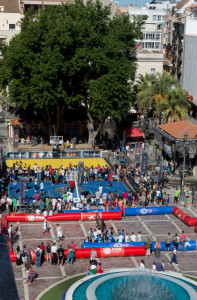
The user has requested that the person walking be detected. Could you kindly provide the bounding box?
[168,247,178,265]
[95,189,101,207]
[51,243,58,265]
[181,231,187,252]
[57,245,65,266]
[155,238,161,259]
[16,246,21,267]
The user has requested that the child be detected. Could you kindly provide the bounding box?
[167,194,170,204]
[162,260,165,271]
[137,231,142,242]
[184,197,188,208]
[56,224,63,242]
[152,262,156,271]
[43,218,49,234]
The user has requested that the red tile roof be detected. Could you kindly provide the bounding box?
[158,120,197,139]
[175,0,189,9]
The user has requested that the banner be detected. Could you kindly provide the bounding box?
[141,151,148,173]
[20,177,29,200]
[13,128,19,149]
[78,161,84,186]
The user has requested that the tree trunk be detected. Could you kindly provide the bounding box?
[56,102,61,135]
[86,112,105,148]
[46,108,52,138]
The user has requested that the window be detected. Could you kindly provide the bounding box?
[155,42,160,49]
[146,34,148,39]
[149,33,155,39]
[158,15,162,21]
[0,6,4,11]
[156,33,160,40]
[151,68,156,75]
[162,16,165,21]
[153,15,157,21]
[9,24,15,30]
[157,24,162,30]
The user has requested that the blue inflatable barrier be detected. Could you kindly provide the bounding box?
[82,240,197,251]
[125,206,174,216]
[82,242,146,248]
[151,240,197,252]
[63,208,120,213]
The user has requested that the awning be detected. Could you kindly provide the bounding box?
[123,126,144,138]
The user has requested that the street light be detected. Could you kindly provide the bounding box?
[143,112,149,150]
[179,132,188,202]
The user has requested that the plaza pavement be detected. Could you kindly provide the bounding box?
[10,202,197,300]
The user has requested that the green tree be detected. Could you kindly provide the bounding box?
[136,72,179,116]
[0,1,143,141]
[158,87,190,123]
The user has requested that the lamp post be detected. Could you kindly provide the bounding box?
[180,132,188,202]
[143,112,149,150]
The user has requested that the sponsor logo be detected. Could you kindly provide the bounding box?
[114,243,122,247]
[88,215,95,220]
[28,215,35,222]
[140,209,147,215]
[35,216,45,221]
[103,248,112,255]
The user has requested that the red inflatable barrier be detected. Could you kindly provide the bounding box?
[172,207,197,226]
[47,212,122,222]
[10,246,146,262]
[195,225,197,233]
[6,214,45,222]
[6,212,121,223]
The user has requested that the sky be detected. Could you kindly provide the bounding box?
[117,0,152,7]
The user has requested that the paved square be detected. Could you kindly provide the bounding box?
[10,206,197,300]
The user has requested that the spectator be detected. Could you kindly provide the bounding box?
[168,247,178,265]
[96,262,104,273]
[51,243,58,265]
[156,260,164,271]
[46,243,51,262]
[16,246,21,267]
[57,245,65,266]
[35,246,42,267]
[40,242,45,264]
[22,245,27,267]
[67,246,74,264]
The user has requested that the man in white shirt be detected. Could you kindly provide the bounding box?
[98,184,103,195]
[36,208,41,215]
[56,224,63,241]
[137,231,142,242]
[131,232,136,242]
[51,242,58,265]
[52,198,57,211]
[43,210,48,217]
[118,234,124,243]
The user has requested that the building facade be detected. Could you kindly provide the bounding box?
[0,0,21,46]
[182,7,197,105]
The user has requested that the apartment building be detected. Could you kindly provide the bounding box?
[182,4,197,104]
[119,1,178,52]
[163,0,194,81]
[0,0,21,45]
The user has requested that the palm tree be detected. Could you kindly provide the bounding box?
[136,73,156,112]
[136,72,179,116]
[158,87,190,123]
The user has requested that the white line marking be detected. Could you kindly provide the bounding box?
[131,257,139,267]
[49,222,67,278]
[79,222,88,237]
[17,222,29,300]
[166,214,182,233]
[137,216,156,240]
[188,207,197,217]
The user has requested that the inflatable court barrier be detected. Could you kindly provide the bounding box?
[6,214,45,222]
[82,241,197,251]
[47,212,122,221]
[10,246,146,262]
[5,212,121,222]
[125,206,174,216]
[172,207,197,226]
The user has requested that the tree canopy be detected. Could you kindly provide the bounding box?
[0,0,144,141]
[136,72,190,123]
